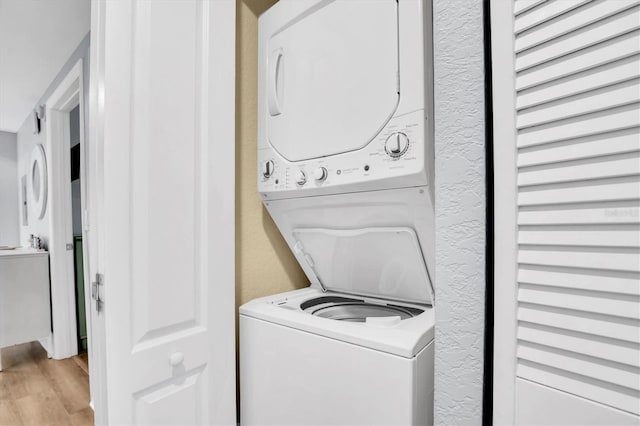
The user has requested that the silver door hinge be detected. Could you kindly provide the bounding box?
[91,273,104,313]
[66,243,74,250]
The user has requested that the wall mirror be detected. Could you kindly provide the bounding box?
[29,144,48,219]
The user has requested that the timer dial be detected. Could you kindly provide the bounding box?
[384,132,409,158]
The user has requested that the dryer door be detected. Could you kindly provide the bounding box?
[266,0,399,162]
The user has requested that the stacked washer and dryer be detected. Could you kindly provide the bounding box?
[240,0,435,424]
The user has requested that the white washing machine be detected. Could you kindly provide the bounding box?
[241,0,434,424]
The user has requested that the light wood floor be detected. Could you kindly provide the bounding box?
[0,342,93,426]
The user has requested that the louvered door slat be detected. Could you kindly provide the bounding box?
[517,105,640,147]
[518,247,640,272]
[515,7,640,71]
[514,0,591,34]
[517,128,640,166]
[514,0,547,17]
[518,266,640,295]
[518,304,640,343]
[518,224,640,247]
[518,153,640,186]
[518,342,640,390]
[518,284,640,318]
[518,201,640,225]
[516,32,640,90]
[515,0,640,52]
[517,80,640,129]
[517,177,640,205]
[516,56,640,109]
[517,323,639,367]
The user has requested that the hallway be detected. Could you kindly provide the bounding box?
[0,342,92,425]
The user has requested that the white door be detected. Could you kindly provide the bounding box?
[88,1,236,424]
[492,1,640,425]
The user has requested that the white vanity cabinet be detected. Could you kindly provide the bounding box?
[0,248,51,370]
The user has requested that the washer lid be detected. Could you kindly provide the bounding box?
[266,0,399,162]
[292,227,434,306]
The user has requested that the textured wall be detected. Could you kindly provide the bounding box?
[235,0,307,310]
[433,0,486,424]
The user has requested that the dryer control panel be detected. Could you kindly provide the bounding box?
[258,110,429,199]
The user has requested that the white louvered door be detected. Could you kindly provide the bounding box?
[492,1,640,424]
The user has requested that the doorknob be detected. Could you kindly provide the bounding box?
[169,352,184,366]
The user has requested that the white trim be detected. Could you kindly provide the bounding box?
[490,0,519,424]
[208,2,237,422]
[88,0,107,421]
[44,60,87,360]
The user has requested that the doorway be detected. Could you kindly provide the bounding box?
[44,59,95,410]
[69,105,88,367]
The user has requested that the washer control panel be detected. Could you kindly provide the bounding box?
[258,110,426,195]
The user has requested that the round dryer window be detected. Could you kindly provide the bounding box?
[266,0,399,162]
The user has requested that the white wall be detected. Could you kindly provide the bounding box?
[433,0,486,424]
[16,34,90,248]
[0,131,19,245]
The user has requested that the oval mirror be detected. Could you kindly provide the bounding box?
[29,144,47,219]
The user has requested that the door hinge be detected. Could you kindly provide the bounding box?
[91,273,104,313]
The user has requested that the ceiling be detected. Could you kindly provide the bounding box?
[0,0,90,133]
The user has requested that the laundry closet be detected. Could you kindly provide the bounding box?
[240,1,436,424]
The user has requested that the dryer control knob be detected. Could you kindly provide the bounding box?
[263,160,274,179]
[295,170,307,186]
[313,167,328,182]
[384,132,409,158]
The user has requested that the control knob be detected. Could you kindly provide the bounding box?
[295,169,307,186]
[263,160,274,179]
[384,132,409,158]
[313,167,328,182]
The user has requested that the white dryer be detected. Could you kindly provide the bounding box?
[241,0,434,424]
